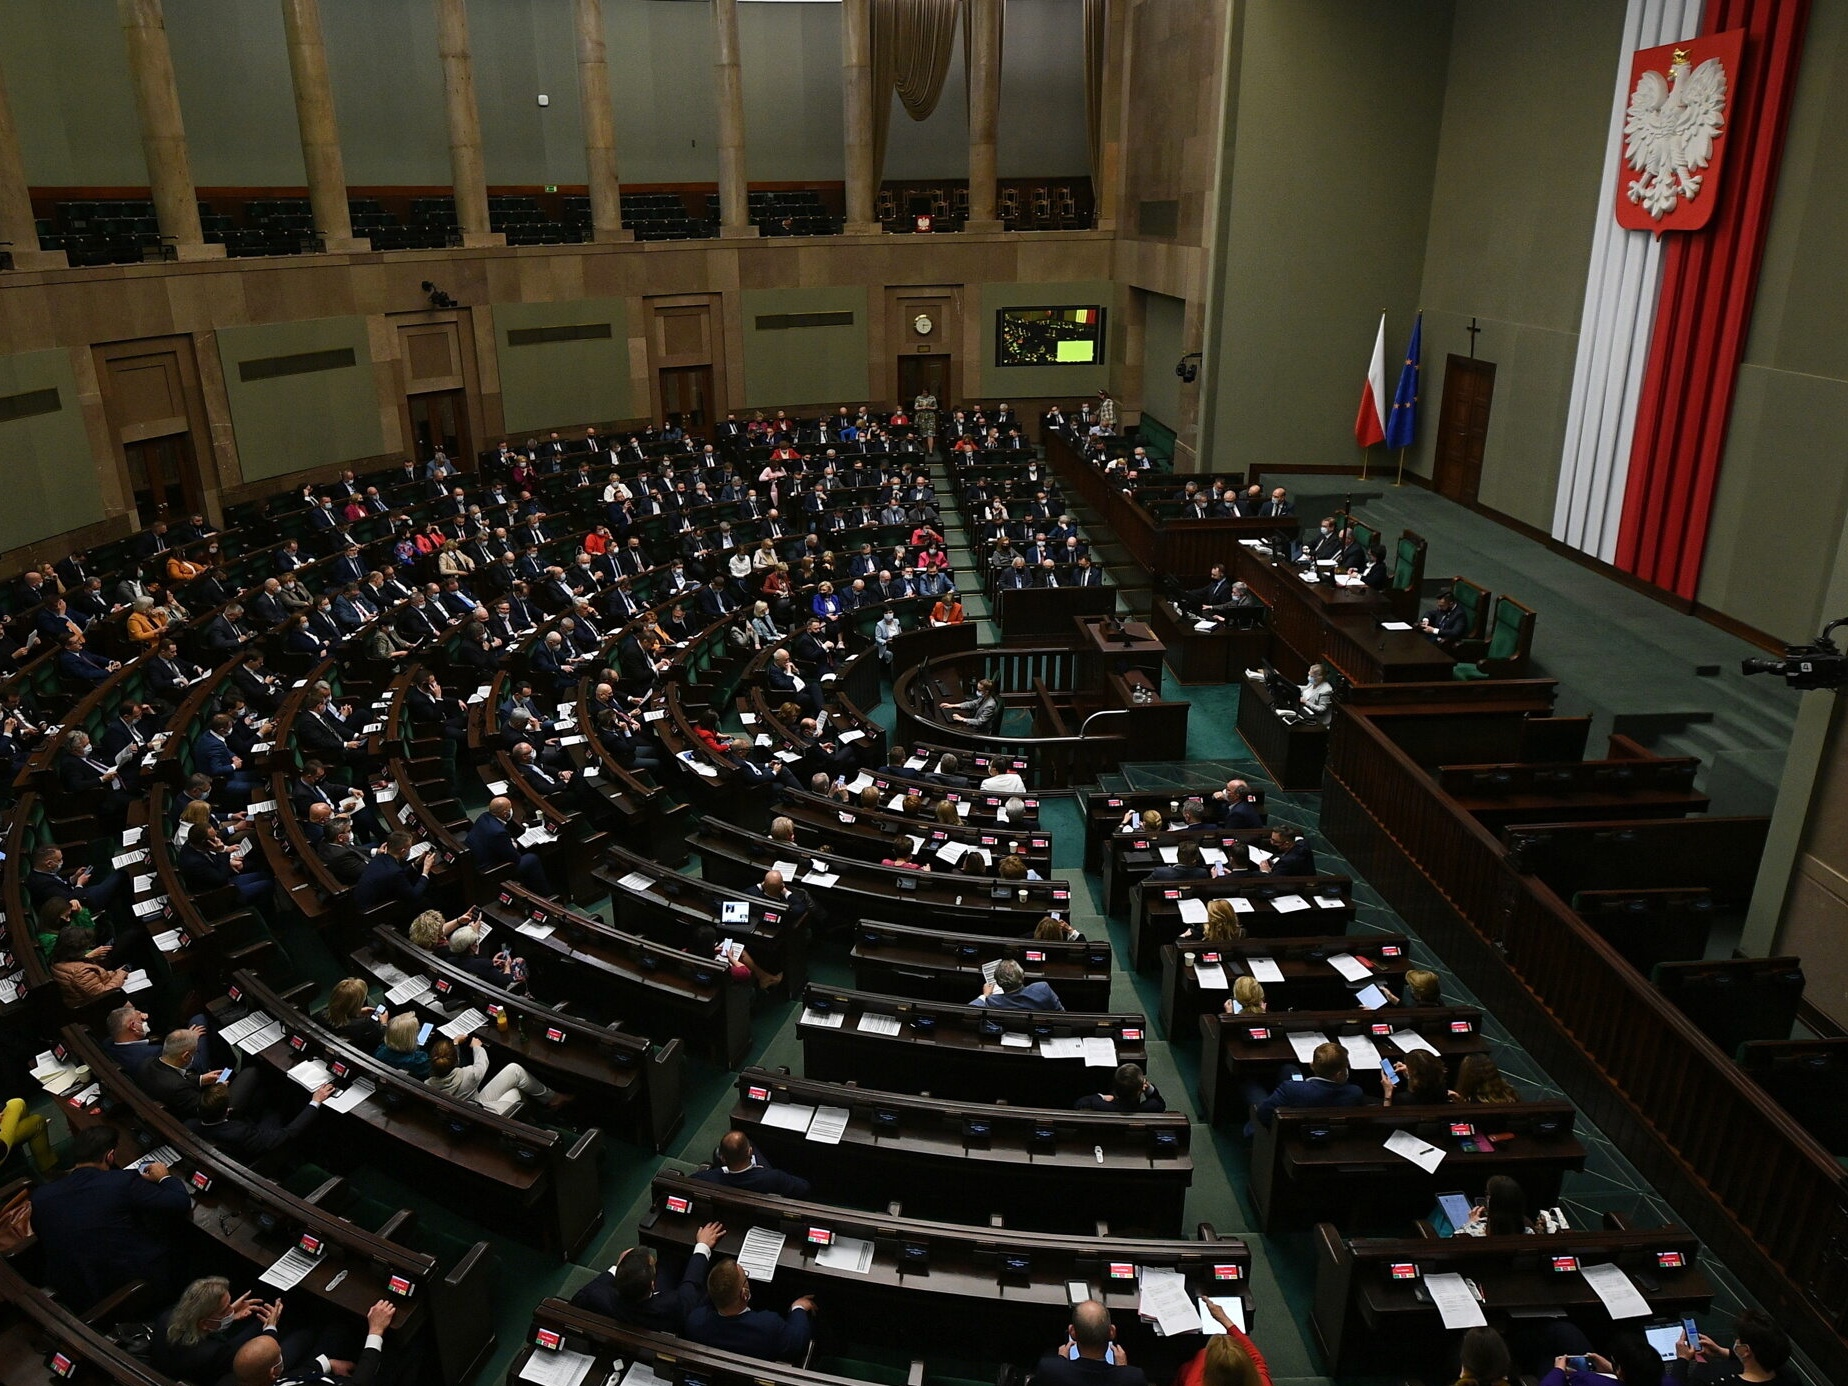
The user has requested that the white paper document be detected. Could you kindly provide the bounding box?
[323,1079,375,1114]
[1424,1272,1486,1328]
[1081,1036,1119,1067]
[800,1008,844,1028]
[122,969,154,993]
[1339,1034,1382,1070]
[615,871,655,893]
[805,1106,851,1145]
[1314,895,1346,910]
[1287,1031,1330,1063]
[1580,1262,1653,1319]
[1246,846,1273,866]
[802,871,840,888]
[518,1347,596,1386]
[288,1059,334,1091]
[1354,983,1389,1010]
[1199,847,1228,866]
[1246,956,1285,983]
[760,1102,817,1132]
[1138,1267,1198,1338]
[1157,846,1180,865]
[1227,896,1255,914]
[1193,962,1230,990]
[1177,898,1208,925]
[857,1012,902,1037]
[386,976,434,1005]
[1390,1028,1440,1056]
[235,1020,285,1054]
[1383,1128,1446,1173]
[258,1246,323,1291]
[1198,1296,1248,1334]
[815,1233,875,1273]
[999,1032,1034,1048]
[440,1009,488,1040]
[516,919,556,940]
[1270,894,1311,913]
[133,896,168,918]
[736,1226,787,1282]
[152,928,183,955]
[1380,621,1415,632]
[1326,953,1373,982]
[1039,1037,1086,1060]
[620,1360,672,1386]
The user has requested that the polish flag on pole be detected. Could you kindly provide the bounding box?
[1354,313,1387,448]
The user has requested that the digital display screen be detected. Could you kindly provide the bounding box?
[545,1027,566,1043]
[1552,1256,1580,1273]
[48,1351,76,1378]
[807,1228,833,1246]
[746,1085,771,1102]
[998,306,1106,365]
[1450,1123,1475,1138]
[1214,1264,1242,1281]
[1025,950,1046,963]
[190,1169,212,1192]
[665,1195,693,1215]
[1370,1024,1391,1036]
[1121,1028,1143,1042]
[1107,1262,1136,1280]
[388,1274,415,1296]
[299,1234,323,1256]
[288,1034,308,1052]
[1380,945,1402,957]
[1390,1263,1418,1281]
[534,1328,563,1351]
[1657,1251,1686,1269]
[1451,1020,1472,1033]
[1246,1028,1270,1041]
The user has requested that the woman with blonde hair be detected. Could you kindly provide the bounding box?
[175,796,214,847]
[436,540,475,576]
[375,1012,431,1078]
[408,908,467,951]
[126,595,169,649]
[933,799,962,826]
[322,976,386,1051]
[1225,974,1266,1016]
[1173,1300,1272,1386]
[1182,897,1246,944]
[1381,967,1441,1007]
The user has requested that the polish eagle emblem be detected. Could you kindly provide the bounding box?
[1622,47,1729,221]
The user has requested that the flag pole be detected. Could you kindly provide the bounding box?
[1359,442,1369,482]
[1394,446,1406,487]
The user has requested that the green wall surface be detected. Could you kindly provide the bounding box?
[0,351,105,551]
[980,280,1116,399]
[1206,0,1455,472]
[1697,0,1848,639]
[1141,291,1187,433]
[217,318,383,482]
[739,287,870,410]
[493,298,633,435]
[1409,0,1621,528]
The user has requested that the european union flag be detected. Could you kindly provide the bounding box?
[1385,312,1421,450]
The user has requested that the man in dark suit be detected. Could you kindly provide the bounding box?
[1260,829,1315,877]
[465,797,554,895]
[57,728,132,825]
[1251,1040,1369,1132]
[203,604,254,657]
[57,633,118,686]
[1418,590,1470,647]
[141,1028,263,1120]
[188,1076,330,1165]
[693,1131,811,1198]
[684,1259,814,1364]
[1031,1302,1148,1386]
[352,832,435,912]
[1147,840,1211,881]
[227,1297,397,1386]
[29,1124,191,1309]
[1211,778,1264,829]
[316,816,370,887]
[571,1222,725,1332]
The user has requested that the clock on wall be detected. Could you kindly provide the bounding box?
[913,314,934,335]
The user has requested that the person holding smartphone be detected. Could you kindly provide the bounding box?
[142,1026,263,1121]
[1672,1309,1792,1384]
[1033,1301,1146,1386]
[1540,1332,1666,1386]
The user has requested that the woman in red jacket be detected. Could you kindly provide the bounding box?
[1172,1301,1271,1386]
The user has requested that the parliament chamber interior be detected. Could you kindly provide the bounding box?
[0,2,1845,1386]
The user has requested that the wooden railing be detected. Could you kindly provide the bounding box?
[1321,706,1848,1381]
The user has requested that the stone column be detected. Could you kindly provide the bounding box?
[0,56,63,269]
[964,0,1003,232]
[116,0,223,260]
[279,0,365,252]
[1092,0,1130,232]
[840,0,879,234]
[713,0,757,238]
[433,0,503,248]
[574,0,633,242]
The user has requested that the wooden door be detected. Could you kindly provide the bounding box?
[1432,355,1494,504]
[659,366,713,429]
[123,434,199,524]
[898,356,948,407]
[406,389,471,468]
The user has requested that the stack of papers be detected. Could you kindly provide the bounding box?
[805,1106,850,1145]
[1380,621,1415,632]
[1137,1267,1197,1337]
[133,896,168,919]
[760,1102,817,1131]
[518,1349,596,1386]
[385,976,434,1005]
[1039,1037,1086,1060]
[258,1245,323,1290]
[857,1012,902,1037]
[323,1080,375,1114]
[122,969,154,993]
[31,1051,82,1095]
[223,1012,285,1054]
[736,1226,787,1282]
[288,1059,334,1091]
[1287,1031,1331,1063]
[1082,1036,1119,1067]
[152,928,185,953]
[815,1234,875,1273]
[439,1009,488,1040]
[800,1008,845,1028]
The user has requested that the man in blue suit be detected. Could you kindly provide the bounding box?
[193,713,260,798]
[57,633,119,686]
[1249,1040,1369,1135]
[29,1124,190,1308]
[970,959,1063,1011]
[693,1131,811,1198]
[465,797,554,895]
[352,832,434,912]
[684,1259,814,1364]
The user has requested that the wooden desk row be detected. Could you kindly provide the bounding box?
[850,918,1115,1013]
[1129,874,1356,972]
